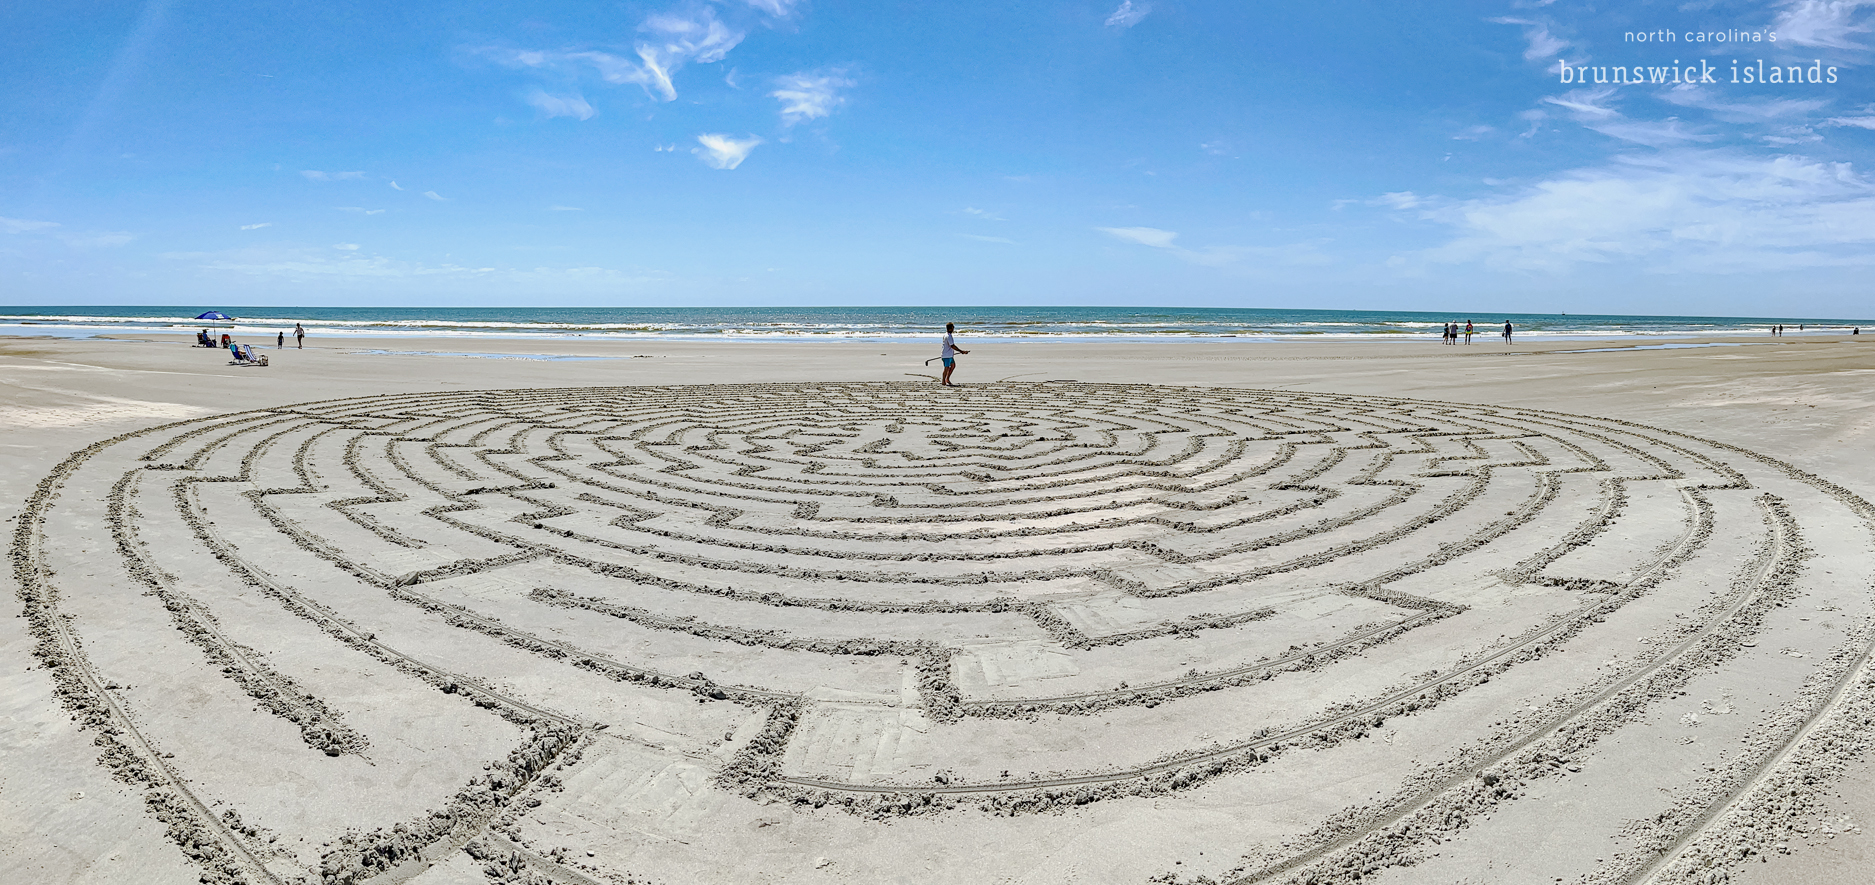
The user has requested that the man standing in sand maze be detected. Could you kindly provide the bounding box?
[940,321,969,386]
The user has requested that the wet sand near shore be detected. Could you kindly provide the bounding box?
[2,331,1872,884]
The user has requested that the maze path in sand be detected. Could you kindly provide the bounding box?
[13,383,1875,885]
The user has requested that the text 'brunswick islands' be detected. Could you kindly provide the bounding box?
[1560,59,1839,85]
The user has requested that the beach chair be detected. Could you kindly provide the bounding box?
[231,344,269,367]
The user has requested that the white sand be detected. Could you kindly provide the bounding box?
[3,332,1873,884]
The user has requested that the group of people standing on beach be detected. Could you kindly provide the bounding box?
[192,322,305,364]
[1441,321,1514,344]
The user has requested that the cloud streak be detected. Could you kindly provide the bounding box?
[694,134,762,169]
[1099,226,1180,248]
[1,216,134,248]
[1105,1,1151,28]
[772,71,855,126]
[2,216,60,234]
[491,7,745,104]
[1098,226,1328,267]
[300,170,366,181]
[1491,17,1568,61]
[1407,151,1875,273]
[1775,0,1875,49]
[527,89,596,120]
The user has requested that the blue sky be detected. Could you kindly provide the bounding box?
[4,1,1875,315]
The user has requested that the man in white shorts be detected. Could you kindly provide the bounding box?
[940,322,970,386]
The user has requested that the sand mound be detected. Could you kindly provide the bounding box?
[14,382,1875,884]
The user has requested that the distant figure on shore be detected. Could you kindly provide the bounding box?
[294,323,305,349]
[940,322,969,386]
[1502,321,1513,344]
[1855,327,1861,335]
[1464,321,1474,344]
[277,331,285,348]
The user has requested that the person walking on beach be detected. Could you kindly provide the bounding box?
[277,331,285,348]
[294,323,305,349]
[939,322,969,386]
[1464,321,1474,344]
[1502,321,1514,344]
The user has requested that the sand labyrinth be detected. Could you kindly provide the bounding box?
[15,383,1875,884]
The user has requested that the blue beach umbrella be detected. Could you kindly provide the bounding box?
[194,311,233,321]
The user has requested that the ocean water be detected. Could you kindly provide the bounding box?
[1,305,1867,342]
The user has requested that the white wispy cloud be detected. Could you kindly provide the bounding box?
[336,207,385,215]
[240,222,273,230]
[63,232,136,248]
[1372,192,1424,209]
[2,216,60,234]
[740,0,803,17]
[492,7,744,104]
[59,232,136,248]
[1098,226,1328,267]
[959,207,1004,221]
[959,234,1016,244]
[300,170,366,181]
[1660,89,1829,123]
[423,190,448,201]
[1099,226,1180,248]
[389,180,404,190]
[1543,87,1711,146]
[1105,1,1151,28]
[527,89,596,120]
[694,134,762,169]
[2,216,133,248]
[333,243,360,251]
[1406,151,1875,273]
[771,71,855,126]
[1775,0,1875,49]
[1491,17,1568,61]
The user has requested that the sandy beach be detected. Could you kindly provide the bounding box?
[4,331,1873,885]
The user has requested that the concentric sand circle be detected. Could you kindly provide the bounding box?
[16,383,1875,884]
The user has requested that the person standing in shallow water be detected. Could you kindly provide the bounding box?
[294,323,305,349]
[1464,320,1474,344]
[1502,321,1514,344]
[940,323,969,386]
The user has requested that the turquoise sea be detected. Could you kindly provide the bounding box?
[1,305,1867,342]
